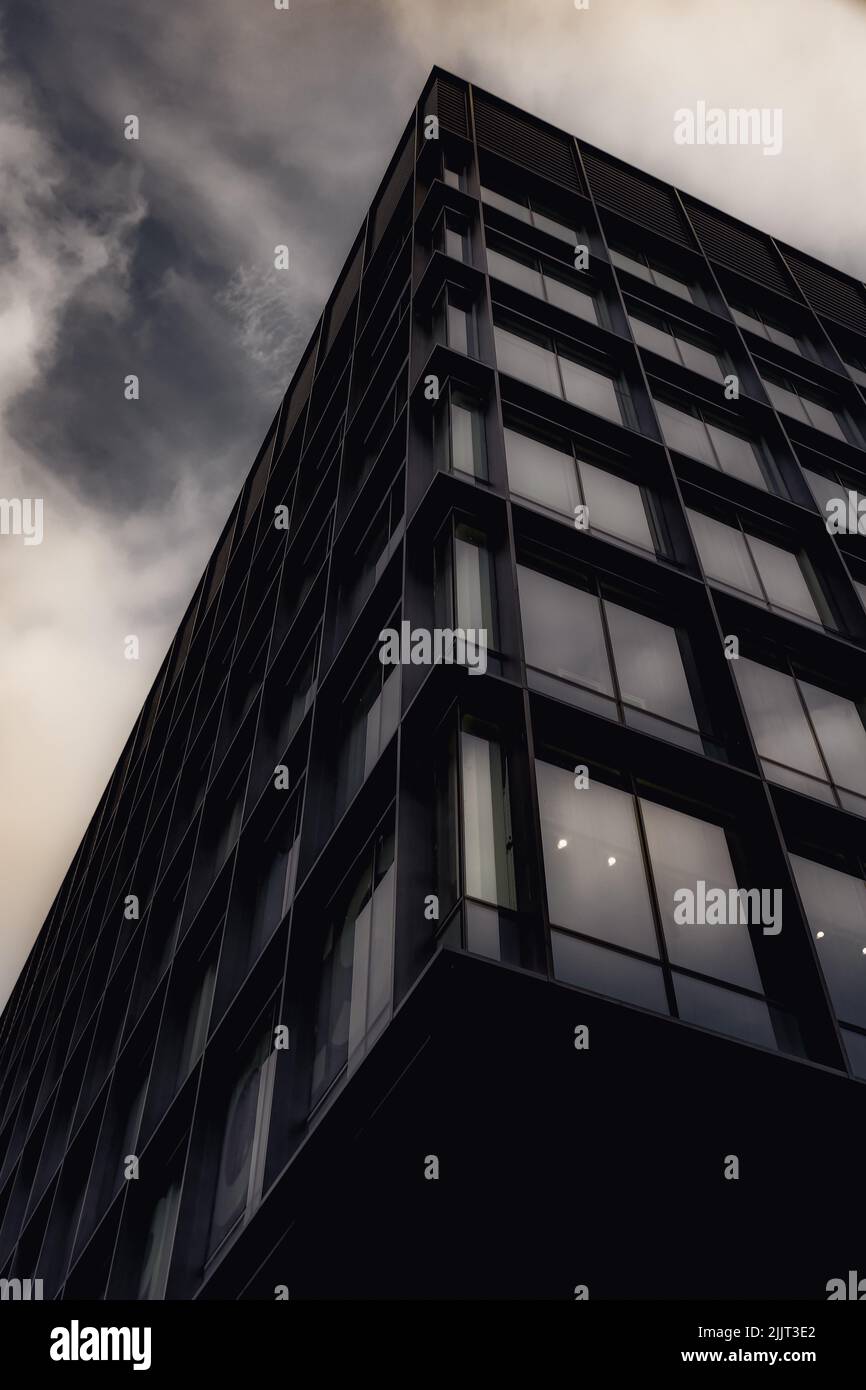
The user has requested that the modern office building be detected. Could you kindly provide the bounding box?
[2,69,866,1301]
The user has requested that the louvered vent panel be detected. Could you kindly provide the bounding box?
[582,148,692,247]
[473,95,582,192]
[781,249,866,333]
[685,201,792,296]
[433,76,468,136]
[370,129,414,255]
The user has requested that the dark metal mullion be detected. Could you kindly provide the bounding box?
[596,589,624,724]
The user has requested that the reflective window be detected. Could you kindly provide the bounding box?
[731,304,802,356]
[436,390,487,479]
[790,855,866,1029]
[495,324,625,425]
[312,829,395,1102]
[687,508,824,624]
[336,651,399,812]
[639,798,762,991]
[629,312,725,381]
[518,565,701,747]
[610,246,693,301]
[843,355,866,389]
[461,732,517,908]
[536,759,779,1049]
[481,186,576,244]
[735,658,866,812]
[487,245,598,324]
[654,396,769,490]
[537,762,657,954]
[761,373,848,441]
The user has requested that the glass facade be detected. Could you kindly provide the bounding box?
[2,69,865,1304]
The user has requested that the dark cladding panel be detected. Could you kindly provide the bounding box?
[781,247,866,334]
[582,146,692,246]
[474,93,583,192]
[684,199,794,297]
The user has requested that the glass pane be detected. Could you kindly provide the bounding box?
[803,467,841,516]
[551,931,669,1013]
[610,247,651,282]
[803,397,847,441]
[536,761,658,953]
[531,206,574,242]
[629,315,678,362]
[766,323,801,355]
[450,398,486,478]
[674,975,777,1049]
[504,427,580,516]
[445,223,467,262]
[655,399,715,465]
[676,335,724,381]
[790,855,866,1028]
[799,679,866,797]
[731,306,768,338]
[578,461,654,551]
[706,423,767,489]
[517,565,613,696]
[455,534,496,639]
[494,325,562,396]
[687,509,762,598]
[760,759,835,803]
[747,536,822,623]
[735,659,826,781]
[447,303,469,355]
[605,602,698,730]
[842,1028,866,1079]
[640,798,763,990]
[558,354,623,424]
[650,266,693,301]
[486,247,543,298]
[481,185,531,223]
[543,273,598,324]
[461,733,516,908]
[764,378,809,424]
[845,360,866,389]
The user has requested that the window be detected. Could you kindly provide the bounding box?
[277,638,317,754]
[440,524,498,644]
[443,155,467,192]
[435,389,487,480]
[494,323,628,426]
[536,759,782,1048]
[628,312,725,381]
[487,243,600,326]
[439,211,470,263]
[480,186,576,244]
[842,354,866,390]
[207,1030,274,1260]
[730,303,803,356]
[735,657,866,814]
[610,246,693,301]
[435,287,478,357]
[761,371,849,441]
[341,477,404,630]
[176,961,217,1083]
[249,794,302,960]
[518,564,705,751]
[802,465,866,525]
[790,855,866,1034]
[687,508,826,625]
[336,650,400,813]
[654,395,770,491]
[461,731,516,908]
[137,1182,180,1300]
[312,829,395,1103]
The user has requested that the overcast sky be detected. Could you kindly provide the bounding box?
[2,0,866,1009]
